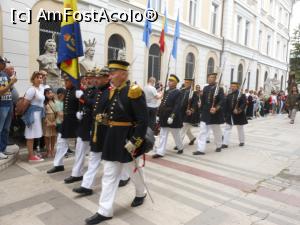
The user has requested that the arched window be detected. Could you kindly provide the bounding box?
[148,44,161,80]
[207,57,215,74]
[185,53,195,79]
[255,69,259,91]
[280,75,284,90]
[237,64,243,84]
[39,17,60,54]
[264,71,268,82]
[274,73,278,80]
[108,34,126,61]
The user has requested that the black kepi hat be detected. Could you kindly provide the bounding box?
[108,60,130,71]
[169,74,180,83]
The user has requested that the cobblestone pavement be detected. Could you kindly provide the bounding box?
[1,115,300,225]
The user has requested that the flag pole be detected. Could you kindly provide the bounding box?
[163,52,172,94]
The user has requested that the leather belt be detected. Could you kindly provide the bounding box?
[107,121,133,127]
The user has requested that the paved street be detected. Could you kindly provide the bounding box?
[0,115,300,225]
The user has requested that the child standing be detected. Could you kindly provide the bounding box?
[55,88,65,133]
[43,88,57,158]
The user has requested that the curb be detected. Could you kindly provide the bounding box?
[0,145,19,172]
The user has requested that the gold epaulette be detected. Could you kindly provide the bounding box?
[128,84,142,99]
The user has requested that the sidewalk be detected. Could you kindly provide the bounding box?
[0,115,300,225]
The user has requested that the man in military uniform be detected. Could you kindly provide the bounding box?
[179,78,198,146]
[73,67,110,195]
[47,75,79,173]
[222,82,247,148]
[63,70,97,183]
[85,59,148,224]
[152,74,184,158]
[193,73,225,155]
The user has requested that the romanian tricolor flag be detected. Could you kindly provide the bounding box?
[159,8,168,54]
[57,0,84,87]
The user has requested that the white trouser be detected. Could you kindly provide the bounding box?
[222,124,245,145]
[98,159,146,217]
[180,123,195,143]
[156,127,184,155]
[196,122,222,153]
[290,109,297,121]
[120,166,130,181]
[53,133,70,167]
[71,137,90,177]
[206,127,211,142]
[81,152,102,189]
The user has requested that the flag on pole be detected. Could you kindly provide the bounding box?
[171,11,180,59]
[159,7,168,53]
[143,0,152,48]
[57,0,84,87]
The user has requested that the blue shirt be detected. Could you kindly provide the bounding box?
[0,71,13,107]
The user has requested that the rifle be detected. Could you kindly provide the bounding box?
[211,59,226,109]
[233,77,247,113]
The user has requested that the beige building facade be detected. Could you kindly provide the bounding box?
[0,0,294,93]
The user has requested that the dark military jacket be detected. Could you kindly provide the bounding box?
[61,86,79,139]
[101,81,148,163]
[180,88,199,124]
[200,84,225,125]
[224,91,248,125]
[158,88,183,128]
[286,93,300,110]
[90,83,111,153]
[77,86,97,141]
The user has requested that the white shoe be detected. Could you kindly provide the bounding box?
[0,152,8,159]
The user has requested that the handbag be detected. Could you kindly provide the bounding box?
[15,88,36,116]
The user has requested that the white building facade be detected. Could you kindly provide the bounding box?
[0,0,294,94]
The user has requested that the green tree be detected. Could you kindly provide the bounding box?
[290,24,300,83]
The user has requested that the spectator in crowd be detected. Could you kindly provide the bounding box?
[144,77,163,131]
[246,90,254,120]
[155,81,163,92]
[269,91,278,115]
[33,70,50,153]
[4,63,19,103]
[286,86,300,124]
[4,62,19,145]
[22,71,45,162]
[43,88,57,158]
[258,87,264,97]
[245,89,250,98]
[55,88,65,133]
[193,84,201,125]
[253,91,258,118]
[277,90,286,114]
[0,56,17,159]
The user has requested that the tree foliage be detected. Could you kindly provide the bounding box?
[290,24,300,83]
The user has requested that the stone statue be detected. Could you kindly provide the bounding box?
[117,48,126,61]
[79,38,97,75]
[264,77,280,95]
[37,37,61,89]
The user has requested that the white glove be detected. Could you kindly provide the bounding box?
[167,117,174,125]
[75,90,84,99]
[125,141,136,153]
[76,111,83,120]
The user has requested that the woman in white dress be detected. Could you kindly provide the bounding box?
[23,72,45,162]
